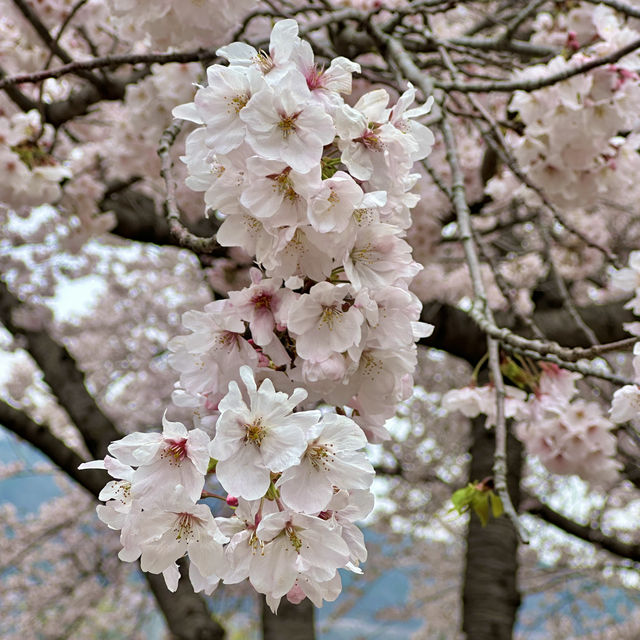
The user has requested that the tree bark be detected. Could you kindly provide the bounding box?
[261,597,315,640]
[462,417,522,640]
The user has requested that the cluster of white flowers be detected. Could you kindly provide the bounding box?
[0,110,70,209]
[84,19,433,610]
[487,5,640,209]
[443,363,621,485]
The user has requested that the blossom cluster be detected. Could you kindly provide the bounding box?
[443,363,621,485]
[0,110,70,209]
[107,0,257,48]
[487,4,640,210]
[84,19,434,610]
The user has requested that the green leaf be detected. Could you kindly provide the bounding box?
[471,492,490,526]
[490,491,504,518]
[451,485,476,514]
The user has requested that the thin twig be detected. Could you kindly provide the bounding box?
[488,337,529,543]
[0,49,220,90]
[157,121,219,254]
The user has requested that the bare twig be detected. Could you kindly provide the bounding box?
[158,121,219,254]
[488,337,529,543]
[0,49,219,90]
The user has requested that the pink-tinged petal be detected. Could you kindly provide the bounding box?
[172,102,203,124]
[189,536,225,578]
[98,480,130,503]
[216,41,257,65]
[215,446,271,500]
[279,460,333,513]
[260,423,307,472]
[78,459,105,471]
[210,410,248,460]
[161,414,189,440]
[319,414,367,450]
[96,504,127,530]
[108,432,162,466]
[217,380,245,414]
[189,561,220,595]
[250,538,298,598]
[103,455,134,480]
[187,428,211,475]
[140,533,186,573]
[256,511,290,542]
[328,452,374,490]
[162,563,181,592]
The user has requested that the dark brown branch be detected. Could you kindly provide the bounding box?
[43,67,151,127]
[0,279,121,457]
[0,49,219,91]
[527,498,640,564]
[463,417,522,639]
[11,0,104,87]
[433,36,640,92]
[0,399,106,497]
[0,66,38,112]
[103,183,223,252]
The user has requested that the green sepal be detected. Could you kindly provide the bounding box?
[265,482,280,501]
[321,156,340,179]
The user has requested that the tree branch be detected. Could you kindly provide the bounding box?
[103,182,223,253]
[0,399,105,497]
[0,279,120,457]
[422,301,635,364]
[527,498,640,564]
[158,121,220,254]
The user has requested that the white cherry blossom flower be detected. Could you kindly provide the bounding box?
[240,72,335,174]
[210,366,320,500]
[252,511,350,601]
[107,414,210,506]
[278,413,374,513]
[287,282,365,361]
[129,502,228,588]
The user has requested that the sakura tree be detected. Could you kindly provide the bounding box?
[3,0,640,639]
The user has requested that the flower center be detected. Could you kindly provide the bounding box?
[162,438,188,464]
[251,291,272,310]
[173,512,202,542]
[244,417,266,447]
[254,51,274,74]
[227,93,249,114]
[285,524,303,552]
[354,125,383,151]
[308,443,333,471]
[278,112,300,139]
[320,305,343,330]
